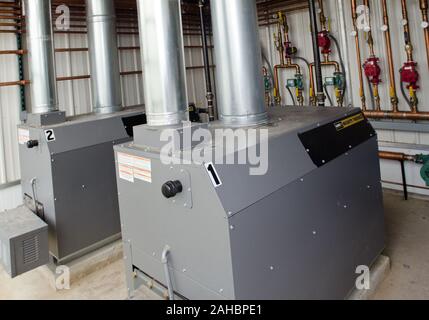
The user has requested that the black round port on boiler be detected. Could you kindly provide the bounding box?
[27,140,39,149]
[162,180,183,199]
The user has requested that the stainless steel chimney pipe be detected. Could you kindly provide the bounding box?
[210,0,268,127]
[86,0,122,114]
[137,0,188,126]
[24,0,59,114]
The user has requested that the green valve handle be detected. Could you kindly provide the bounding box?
[264,77,271,91]
[416,154,429,186]
[287,75,304,90]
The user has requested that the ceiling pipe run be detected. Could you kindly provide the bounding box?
[86,0,122,114]
[24,0,59,114]
[210,0,268,127]
[137,0,188,126]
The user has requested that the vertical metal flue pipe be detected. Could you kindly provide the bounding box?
[86,0,122,114]
[24,0,59,114]
[137,0,188,126]
[210,0,268,127]
[199,0,216,122]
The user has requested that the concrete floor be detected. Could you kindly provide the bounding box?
[373,190,429,299]
[1,190,428,300]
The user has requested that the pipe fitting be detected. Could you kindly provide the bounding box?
[161,245,174,301]
[416,155,429,186]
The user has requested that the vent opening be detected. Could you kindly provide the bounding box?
[22,235,40,265]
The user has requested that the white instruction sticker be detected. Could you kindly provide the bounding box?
[18,128,30,145]
[133,168,152,183]
[117,153,135,167]
[118,164,134,183]
[117,152,152,183]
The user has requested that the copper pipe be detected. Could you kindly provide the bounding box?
[351,0,366,111]
[381,0,399,112]
[0,49,25,55]
[273,64,303,105]
[56,75,90,82]
[363,0,375,56]
[274,64,301,80]
[0,15,22,20]
[120,71,142,76]
[363,0,381,112]
[420,0,429,68]
[0,22,20,27]
[401,0,414,62]
[0,46,208,55]
[273,11,304,105]
[0,80,28,87]
[309,60,340,105]
[0,9,20,14]
[274,14,285,66]
[365,110,429,120]
[0,2,20,9]
[0,64,214,87]
[379,151,416,162]
[400,0,419,113]
[318,0,327,31]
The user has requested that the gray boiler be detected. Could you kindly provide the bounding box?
[18,109,146,262]
[115,106,385,300]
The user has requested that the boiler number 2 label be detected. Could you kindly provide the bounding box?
[44,129,56,142]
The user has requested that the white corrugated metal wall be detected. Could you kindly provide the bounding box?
[1,0,429,208]
[0,31,21,184]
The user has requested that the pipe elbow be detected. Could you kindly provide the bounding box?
[161,245,171,264]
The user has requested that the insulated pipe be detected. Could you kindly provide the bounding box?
[86,0,122,114]
[24,0,58,114]
[337,0,353,106]
[137,0,188,126]
[199,0,215,121]
[210,0,268,127]
[308,0,325,107]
